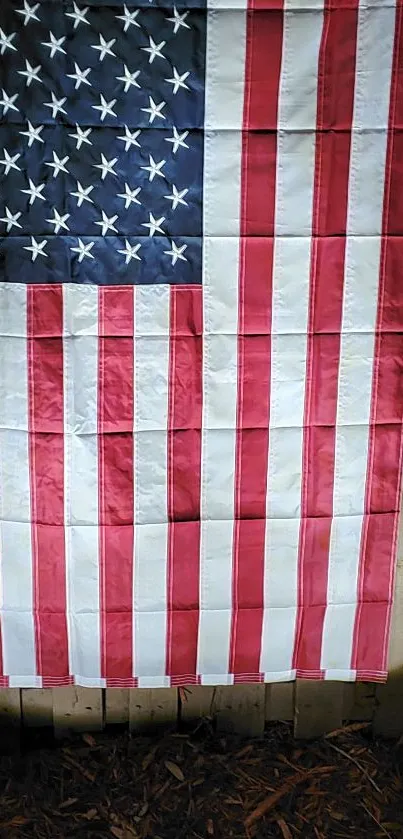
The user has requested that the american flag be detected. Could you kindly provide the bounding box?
[0,0,402,689]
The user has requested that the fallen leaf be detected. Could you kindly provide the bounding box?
[142,746,157,772]
[165,760,185,782]
[82,733,97,747]
[329,810,344,821]
[207,818,214,835]
[0,817,31,828]
[59,798,78,809]
[110,828,124,839]
[82,808,98,820]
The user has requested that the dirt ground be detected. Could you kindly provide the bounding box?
[0,721,402,838]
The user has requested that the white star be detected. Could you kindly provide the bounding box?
[142,36,166,64]
[164,185,188,210]
[67,63,92,90]
[141,96,166,124]
[116,5,140,31]
[165,67,190,96]
[117,183,141,209]
[65,2,90,29]
[46,208,70,234]
[93,153,118,181]
[118,240,141,265]
[0,28,17,55]
[24,237,48,262]
[0,89,19,115]
[117,126,141,152]
[70,181,94,207]
[18,59,42,87]
[91,34,116,62]
[116,65,140,93]
[0,148,21,175]
[69,124,92,150]
[0,207,22,232]
[92,94,117,121]
[44,92,67,118]
[164,241,187,266]
[167,7,189,34]
[70,238,95,262]
[21,178,46,205]
[16,1,40,26]
[45,151,69,178]
[19,121,44,147]
[165,127,189,154]
[141,213,165,237]
[95,210,119,236]
[141,154,166,183]
[41,31,66,57]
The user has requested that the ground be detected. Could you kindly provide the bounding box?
[0,722,402,838]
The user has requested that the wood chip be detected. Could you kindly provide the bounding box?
[277,817,293,838]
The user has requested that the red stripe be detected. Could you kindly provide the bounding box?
[293,3,359,674]
[98,287,134,682]
[0,624,6,685]
[229,3,283,676]
[166,286,202,680]
[352,1,403,675]
[27,285,69,680]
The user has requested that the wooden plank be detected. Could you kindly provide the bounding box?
[215,684,265,737]
[0,688,21,725]
[342,682,376,722]
[294,680,344,739]
[21,688,53,728]
[105,689,129,726]
[129,688,178,732]
[265,683,294,722]
[374,508,403,737]
[180,686,215,724]
[0,689,21,752]
[52,687,103,737]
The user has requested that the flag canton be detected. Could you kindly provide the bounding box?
[0,1,206,285]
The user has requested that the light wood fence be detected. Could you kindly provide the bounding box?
[0,676,401,743]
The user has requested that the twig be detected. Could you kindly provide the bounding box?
[361,802,392,838]
[244,766,335,828]
[62,755,96,784]
[324,722,371,739]
[326,742,381,793]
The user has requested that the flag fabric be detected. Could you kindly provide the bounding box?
[0,0,402,689]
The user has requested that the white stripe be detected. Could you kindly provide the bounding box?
[64,284,101,681]
[197,3,246,678]
[260,5,323,676]
[208,0,247,8]
[321,2,396,672]
[0,285,36,677]
[133,285,169,679]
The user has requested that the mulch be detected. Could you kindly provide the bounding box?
[0,721,402,838]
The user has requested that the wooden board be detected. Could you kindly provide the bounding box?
[52,687,103,737]
[0,688,21,752]
[215,684,265,737]
[105,689,129,726]
[180,686,216,725]
[21,688,53,728]
[129,688,178,731]
[342,682,376,722]
[265,682,294,722]
[294,680,344,738]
